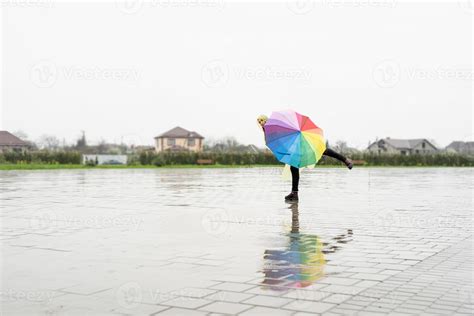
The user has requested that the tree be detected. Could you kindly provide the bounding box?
[12,130,28,141]
[76,131,87,149]
[334,140,348,154]
[37,135,61,150]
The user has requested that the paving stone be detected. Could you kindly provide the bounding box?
[282,300,335,313]
[198,301,251,314]
[161,296,212,309]
[242,295,291,307]
[154,307,207,315]
[353,280,380,288]
[282,289,330,301]
[239,306,293,315]
[351,273,391,281]
[319,277,360,286]
[204,291,254,303]
[211,282,255,292]
[321,285,365,295]
[244,287,289,297]
[323,293,351,304]
[168,287,217,298]
[2,169,472,315]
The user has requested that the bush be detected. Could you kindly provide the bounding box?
[0,150,81,164]
[0,150,472,167]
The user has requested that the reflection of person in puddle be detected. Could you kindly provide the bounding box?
[261,202,353,290]
[257,114,353,202]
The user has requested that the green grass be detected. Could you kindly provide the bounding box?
[0,164,282,170]
[0,163,471,171]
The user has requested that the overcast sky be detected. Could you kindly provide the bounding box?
[1,1,472,149]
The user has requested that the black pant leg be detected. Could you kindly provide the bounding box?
[290,166,299,192]
[324,148,348,163]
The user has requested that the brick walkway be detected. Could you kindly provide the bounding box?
[1,168,472,315]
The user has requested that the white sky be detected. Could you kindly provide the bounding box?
[1,1,472,149]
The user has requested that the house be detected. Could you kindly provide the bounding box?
[367,138,437,155]
[445,141,474,155]
[82,154,127,165]
[154,126,204,152]
[0,131,31,152]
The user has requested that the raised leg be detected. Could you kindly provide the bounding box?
[324,148,353,169]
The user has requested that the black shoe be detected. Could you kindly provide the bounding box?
[285,191,299,201]
[345,159,353,170]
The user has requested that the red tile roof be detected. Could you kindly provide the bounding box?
[155,126,204,139]
[0,131,29,146]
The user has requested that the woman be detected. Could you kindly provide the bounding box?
[257,114,353,201]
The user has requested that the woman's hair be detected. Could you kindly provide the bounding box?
[257,114,268,125]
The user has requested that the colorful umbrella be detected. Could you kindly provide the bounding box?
[264,110,326,168]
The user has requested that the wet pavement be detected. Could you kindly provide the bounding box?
[1,167,473,315]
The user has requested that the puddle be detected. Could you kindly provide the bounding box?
[260,202,353,290]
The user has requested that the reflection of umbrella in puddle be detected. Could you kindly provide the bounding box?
[261,202,353,290]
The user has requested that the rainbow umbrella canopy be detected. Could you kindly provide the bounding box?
[264,110,326,168]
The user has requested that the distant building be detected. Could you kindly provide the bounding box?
[82,154,127,165]
[130,145,155,153]
[367,138,437,155]
[0,131,30,152]
[154,127,204,152]
[446,141,474,155]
